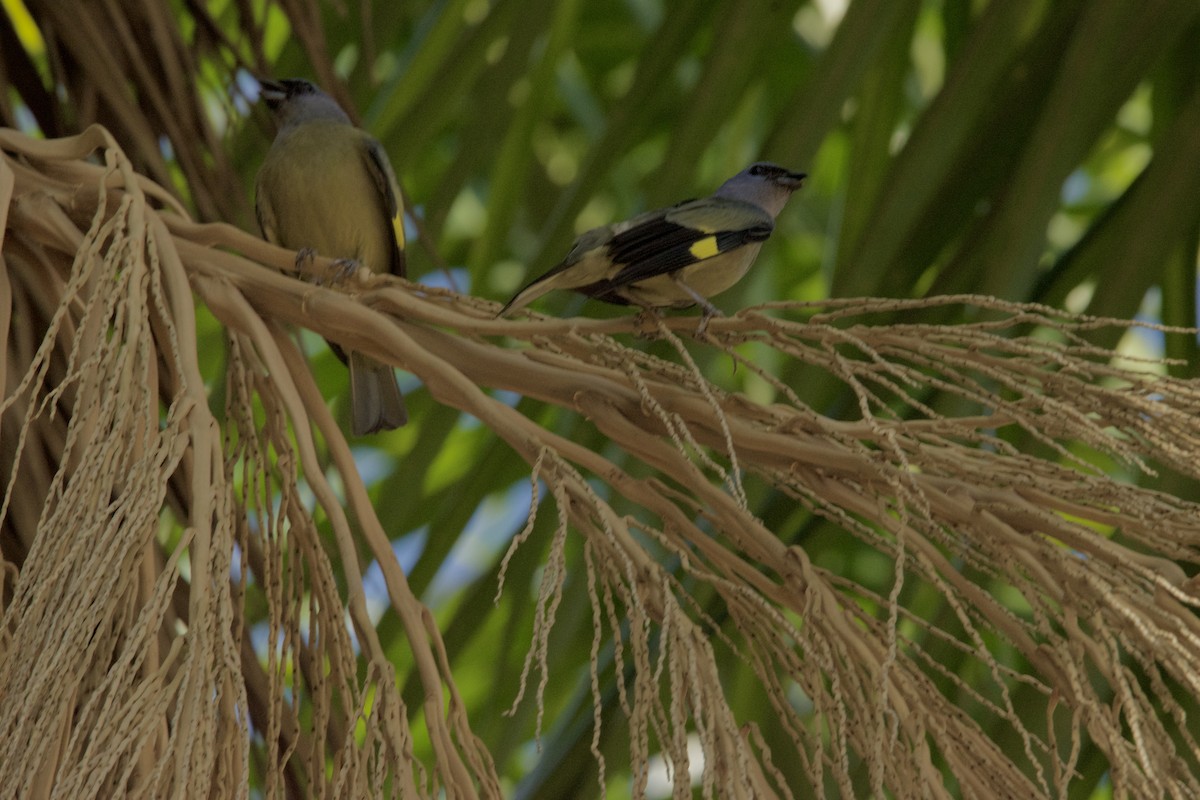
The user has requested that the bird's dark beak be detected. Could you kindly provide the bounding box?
[257,78,287,109]
[781,171,807,190]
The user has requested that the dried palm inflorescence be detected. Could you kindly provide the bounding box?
[0,128,498,799]
[3,127,1200,799]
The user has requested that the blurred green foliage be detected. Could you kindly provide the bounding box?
[236,2,1200,795]
[5,0,1200,795]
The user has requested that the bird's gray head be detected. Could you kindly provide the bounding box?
[715,162,807,218]
[259,78,351,132]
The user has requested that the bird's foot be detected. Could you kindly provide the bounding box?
[294,248,319,281]
[695,303,723,336]
[293,251,361,286]
[671,276,721,335]
[328,258,361,285]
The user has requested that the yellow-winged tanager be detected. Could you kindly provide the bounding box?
[255,77,408,435]
[499,163,805,324]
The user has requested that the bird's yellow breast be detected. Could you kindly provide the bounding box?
[257,121,396,274]
[620,244,763,308]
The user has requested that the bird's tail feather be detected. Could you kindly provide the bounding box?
[348,351,408,435]
[497,286,541,317]
[498,271,571,317]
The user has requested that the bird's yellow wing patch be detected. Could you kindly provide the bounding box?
[689,235,720,260]
[391,213,406,250]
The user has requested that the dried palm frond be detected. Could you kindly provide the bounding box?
[3,126,1200,799]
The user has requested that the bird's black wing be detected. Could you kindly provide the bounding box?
[254,181,278,244]
[362,136,408,278]
[601,198,773,289]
